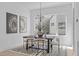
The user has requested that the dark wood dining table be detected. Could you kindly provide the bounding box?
[23,36,53,53]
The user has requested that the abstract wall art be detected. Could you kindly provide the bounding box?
[19,16,27,33]
[6,12,17,33]
[49,15,57,35]
[57,15,67,35]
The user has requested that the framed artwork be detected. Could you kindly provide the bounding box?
[41,15,53,34]
[49,15,57,35]
[6,12,17,33]
[19,16,27,33]
[33,15,40,34]
[57,15,67,35]
[34,14,52,34]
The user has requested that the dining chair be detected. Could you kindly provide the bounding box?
[49,36,60,56]
[33,38,47,56]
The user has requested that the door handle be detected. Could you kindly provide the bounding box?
[76,19,78,22]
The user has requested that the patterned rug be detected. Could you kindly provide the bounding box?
[11,46,48,56]
[10,45,69,56]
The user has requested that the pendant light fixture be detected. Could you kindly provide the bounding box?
[40,2,42,22]
[39,2,42,32]
[37,2,43,38]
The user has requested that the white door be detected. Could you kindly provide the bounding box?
[75,2,79,56]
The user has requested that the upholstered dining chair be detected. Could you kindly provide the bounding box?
[49,36,60,56]
[33,38,48,56]
[23,35,34,48]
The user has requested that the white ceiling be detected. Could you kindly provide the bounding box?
[0,2,72,10]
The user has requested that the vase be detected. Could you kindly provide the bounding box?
[37,31,43,38]
[38,34,43,38]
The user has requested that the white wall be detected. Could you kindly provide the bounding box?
[0,2,74,51]
[0,2,31,51]
[30,3,73,47]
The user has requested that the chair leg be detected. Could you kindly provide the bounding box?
[36,40,39,55]
[51,44,52,55]
[26,40,28,53]
[23,39,24,48]
[31,39,33,52]
[51,40,52,56]
[43,40,44,55]
[23,38,24,48]
[58,43,60,56]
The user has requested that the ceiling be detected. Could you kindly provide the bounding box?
[0,2,72,10]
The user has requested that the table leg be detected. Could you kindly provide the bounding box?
[23,38,24,48]
[31,39,33,52]
[47,39,49,53]
[51,39,52,54]
[26,39,28,50]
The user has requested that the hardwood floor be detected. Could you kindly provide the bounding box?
[0,46,74,56]
[0,50,28,56]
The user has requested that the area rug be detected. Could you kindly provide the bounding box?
[10,45,68,56]
[11,46,48,56]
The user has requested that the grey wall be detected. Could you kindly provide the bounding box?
[30,3,73,46]
[0,3,31,51]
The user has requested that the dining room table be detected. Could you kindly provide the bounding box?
[23,36,54,53]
